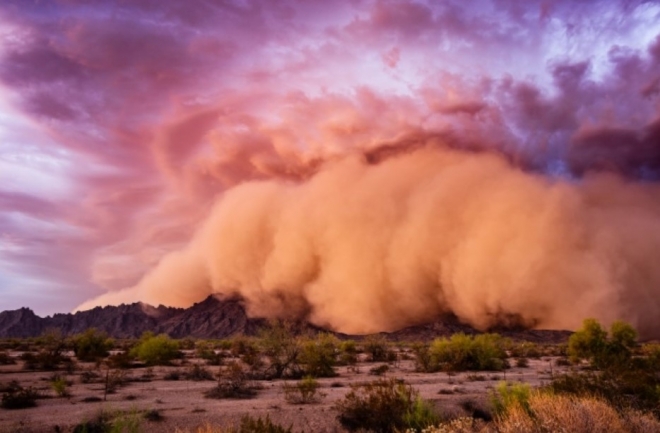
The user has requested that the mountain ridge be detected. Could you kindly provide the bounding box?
[0,296,571,343]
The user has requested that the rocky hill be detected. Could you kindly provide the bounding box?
[0,296,571,343]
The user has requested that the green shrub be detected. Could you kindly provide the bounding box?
[50,374,70,397]
[334,378,439,433]
[1,387,39,409]
[490,381,531,417]
[568,318,637,369]
[298,333,338,378]
[129,333,181,366]
[428,333,507,372]
[283,376,325,404]
[73,329,113,362]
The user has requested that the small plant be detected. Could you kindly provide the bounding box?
[283,376,325,404]
[50,374,71,397]
[1,387,39,409]
[334,378,439,433]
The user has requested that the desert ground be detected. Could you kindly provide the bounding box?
[0,347,570,433]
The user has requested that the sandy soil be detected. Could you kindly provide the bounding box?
[0,352,570,433]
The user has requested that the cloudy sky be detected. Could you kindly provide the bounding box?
[1,0,659,317]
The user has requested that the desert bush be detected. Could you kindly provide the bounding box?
[298,333,338,377]
[73,329,113,362]
[334,378,440,433]
[205,361,259,399]
[363,336,393,362]
[103,368,128,398]
[412,343,433,372]
[507,341,541,359]
[515,357,529,368]
[258,322,302,379]
[106,351,134,369]
[235,415,292,433]
[338,340,359,366]
[196,342,224,366]
[73,409,142,433]
[568,318,637,369]
[185,364,214,381]
[0,351,15,365]
[283,376,325,404]
[489,381,531,417]
[428,333,507,372]
[0,380,21,393]
[164,370,181,381]
[80,368,102,383]
[21,331,73,371]
[370,364,389,376]
[1,386,39,409]
[129,333,181,366]
[548,368,660,416]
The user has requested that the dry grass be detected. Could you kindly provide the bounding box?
[416,393,660,433]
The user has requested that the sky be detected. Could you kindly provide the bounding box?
[0,0,660,328]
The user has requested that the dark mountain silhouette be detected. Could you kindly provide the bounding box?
[0,295,571,342]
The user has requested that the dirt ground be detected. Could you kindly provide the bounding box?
[0,351,570,433]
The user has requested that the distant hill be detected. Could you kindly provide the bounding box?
[0,295,571,343]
